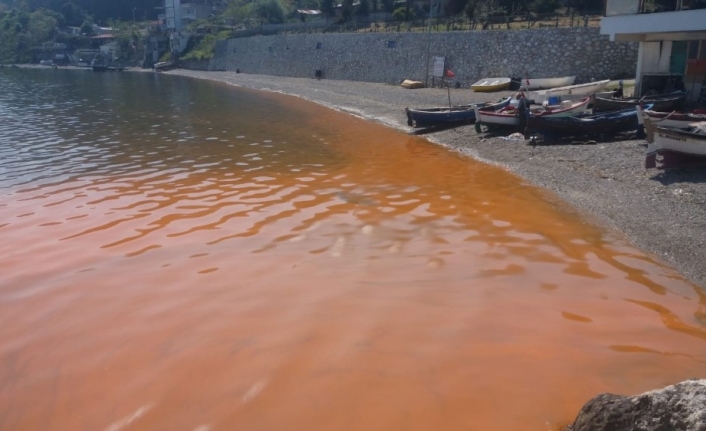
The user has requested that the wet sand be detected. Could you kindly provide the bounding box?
[166,69,706,291]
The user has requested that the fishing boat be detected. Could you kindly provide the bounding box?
[637,106,706,128]
[593,91,686,113]
[471,77,512,92]
[405,97,512,128]
[530,79,610,104]
[475,96,591,131]
[526,106,643,141]
[520,76,576,90]
[644,118,706,168]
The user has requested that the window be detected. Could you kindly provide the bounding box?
[700,40,706,59]
[316,42,322,49]
[387,40,396,48]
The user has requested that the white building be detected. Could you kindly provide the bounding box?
[600,0,706,105]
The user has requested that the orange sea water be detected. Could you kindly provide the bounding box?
[0,69,704,431]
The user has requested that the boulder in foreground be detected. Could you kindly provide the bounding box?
[566,379,706,431]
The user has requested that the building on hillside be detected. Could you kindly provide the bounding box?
[600,0,706,106]
[158,0,215,57]
[31,43,72,65]
[159,0,213,32]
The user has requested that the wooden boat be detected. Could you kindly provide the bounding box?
[154,61,176,72]
[401,79,424,89]
[644,119,706,168]
[520,76,576,91]
[475,96,591,130]
[593,91,686,113]
[636,106,706,128]
[530,79,610,104]
[471,77,511,92]
[526,107,642,140]
[405,97,511,128]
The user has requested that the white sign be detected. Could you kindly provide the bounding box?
[433,56,445,78]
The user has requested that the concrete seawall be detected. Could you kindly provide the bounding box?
[203,27,638,86]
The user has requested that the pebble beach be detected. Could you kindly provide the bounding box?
[167,69,706,290]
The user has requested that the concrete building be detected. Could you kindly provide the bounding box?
[158,0,214,55]
[600,0,706,105]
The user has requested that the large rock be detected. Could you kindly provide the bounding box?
[566,380,706,431]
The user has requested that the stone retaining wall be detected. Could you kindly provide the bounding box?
[207,27,637,86]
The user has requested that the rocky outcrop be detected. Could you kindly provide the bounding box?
[566,380,706,431]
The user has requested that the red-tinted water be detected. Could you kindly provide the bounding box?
[0,70,704,431]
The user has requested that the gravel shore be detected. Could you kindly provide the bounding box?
[168,69,706,289]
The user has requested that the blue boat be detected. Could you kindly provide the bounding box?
[525,105,651,141]
[405,97,511,128]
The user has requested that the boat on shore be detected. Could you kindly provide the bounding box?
[637,106,706,128]
[405,97,511,128]
[593,91,686,113]
[644,118,706,168]
[475,96,590,130]
[520,76,576,90]
[530,79,610,104]
[526,106,643,141]
[471,77,511,92]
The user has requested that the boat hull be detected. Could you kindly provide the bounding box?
[640,108,706,128]
[530,80,610,104]
[593,91,686,113]
[475,97,590,129]
[405,97,511,128]
[521,76,576,90]
[471,78,511,92]
[644,120,706,168]
[527,107,640,139]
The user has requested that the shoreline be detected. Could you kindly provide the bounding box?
[166,69,706,290]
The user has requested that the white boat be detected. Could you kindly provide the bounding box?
[519,76,576,91]
[530,79,610,104]
[636,105,706,129]
[475,97,590,129]
[644,118,706,169]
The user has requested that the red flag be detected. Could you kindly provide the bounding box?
[444,68,455,78]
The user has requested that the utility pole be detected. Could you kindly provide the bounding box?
[133,7,137,25]
[424,0,433,87]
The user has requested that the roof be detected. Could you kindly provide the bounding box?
[90,34,115,39]
[296,9,322,14]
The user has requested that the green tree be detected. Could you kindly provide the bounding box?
[79,18,91,35]
[528,0,559,13]
[340,0,353,21]
[320,0,336,17]
[356,0,370,16]
[445,0,470,16]
[255,0,287,23]
[60,2,88,26]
